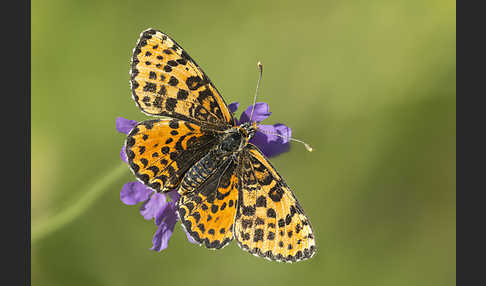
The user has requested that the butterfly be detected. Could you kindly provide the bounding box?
[125,28,315,262]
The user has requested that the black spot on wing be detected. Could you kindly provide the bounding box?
[177,89,189,100]
[143,82,157,92]
[186,76,205,90]
[168,76,179,86]
[165,98,177,111]
[256,196,267,207]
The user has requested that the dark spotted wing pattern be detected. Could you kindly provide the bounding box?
[178,159,239,249]
[126,29,316,262]
[234,144,316,262]
[125,119,217,192]
[130,28,234,129]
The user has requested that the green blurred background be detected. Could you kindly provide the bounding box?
[31,0,456,285]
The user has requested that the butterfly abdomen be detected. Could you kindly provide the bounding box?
[179,149,228,195]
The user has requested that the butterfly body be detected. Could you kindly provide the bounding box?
[127,28,316,262]
[179,149,231,195]
[178,121,257,193]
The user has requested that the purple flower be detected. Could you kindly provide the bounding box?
[116,117,137,163]
[230,102,291,158]
[117,117,196,251]
[116,102,291,251]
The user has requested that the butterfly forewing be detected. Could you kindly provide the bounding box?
[125,119,217,192]
[234,144,316,262]
[131,29,234,128]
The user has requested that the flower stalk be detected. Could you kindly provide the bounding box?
[32,163,127,243]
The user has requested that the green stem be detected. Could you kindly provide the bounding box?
[32,163,128,243]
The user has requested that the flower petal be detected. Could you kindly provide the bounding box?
[162,190,197,244]
[120,144,128,163]
[120,181,153,205]
[116,117,138,134]
[150,214,177,252]
[154,200,177,226]
[240,102,271,123]
[257,124,292,144]
[250,124,292,158]
[167,190,180,203]
[150,197,180,251]
[228,102,239,113]
[140,192,166,220]
[184,228,198,244]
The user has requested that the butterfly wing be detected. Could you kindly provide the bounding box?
[234,144,316,262]
[125,119,217,192]
[131,29,235,129]
[177,160,239,249]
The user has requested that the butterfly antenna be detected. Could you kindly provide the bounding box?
[249,61,263,122]
[259,130,313,152]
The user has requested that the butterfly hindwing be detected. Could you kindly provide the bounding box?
[125,119,217,192]
[234,144,316,262]
[178,160,239,249]
[127,28,316,262]
[131,29,234,128]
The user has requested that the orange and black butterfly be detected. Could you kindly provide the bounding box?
[125,28,315,262]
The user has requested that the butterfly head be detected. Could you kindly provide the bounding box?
[220,122,257,154]
[239,121,258,140]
